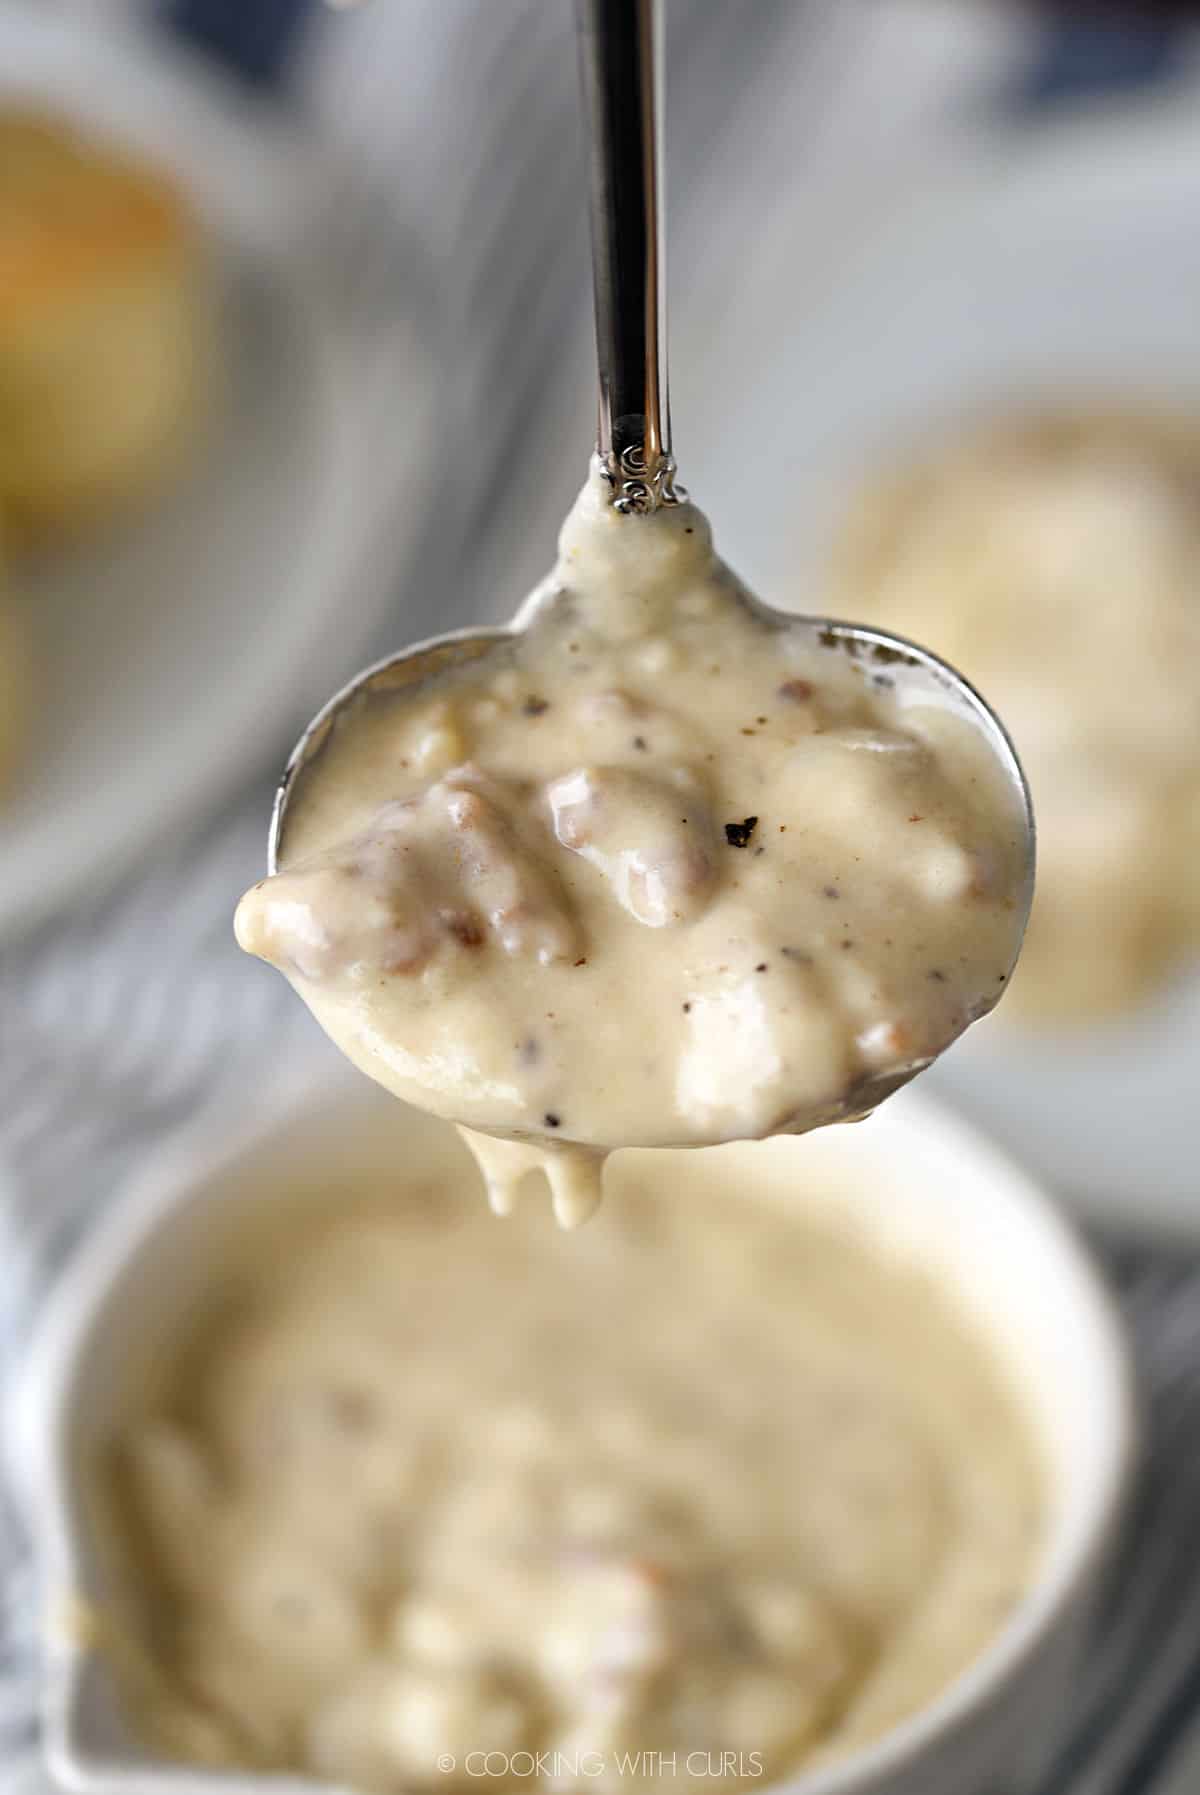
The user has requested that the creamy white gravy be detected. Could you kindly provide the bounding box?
[105,1136,1040,1792]
[237,473,1028,1221]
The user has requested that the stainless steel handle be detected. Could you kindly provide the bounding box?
[576,0,680,512]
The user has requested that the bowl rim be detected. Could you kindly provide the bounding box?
[13,1082,1138,1795]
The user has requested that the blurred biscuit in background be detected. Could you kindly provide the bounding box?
[0,107,213,540]
[831,404,1200,1026]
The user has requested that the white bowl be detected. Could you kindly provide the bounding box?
[11,1079,1135,1795]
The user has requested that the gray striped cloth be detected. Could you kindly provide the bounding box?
[4,4,1200,1790]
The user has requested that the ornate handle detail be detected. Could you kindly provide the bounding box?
[576,0,682,513]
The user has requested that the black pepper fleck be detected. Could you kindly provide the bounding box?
[927,969,946,983]
[523,696,550,716]
[725,816,759,849]
[632,735,648,751]
[682,1002,692,1013]
[755,962,768,973]
[823,885,840,900]
[544,1112,561,1129]
[872,642,915,666]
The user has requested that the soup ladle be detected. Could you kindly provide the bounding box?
[264,0,1035,1142]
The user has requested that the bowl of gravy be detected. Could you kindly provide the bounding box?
[14,1072,1133,1795]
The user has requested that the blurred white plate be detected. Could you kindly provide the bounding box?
[672,99,1200,1234]
[0,8,444,938]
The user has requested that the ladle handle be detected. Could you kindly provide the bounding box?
[576,0,679,513]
